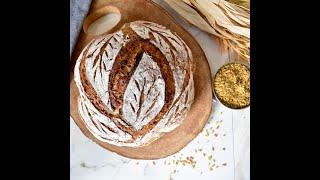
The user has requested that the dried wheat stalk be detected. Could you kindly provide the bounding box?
[226,0,250,9]
[164,0,250,61]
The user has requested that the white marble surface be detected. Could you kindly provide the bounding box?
[70,0,250,179]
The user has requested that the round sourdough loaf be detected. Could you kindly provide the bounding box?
[74,21,195,147]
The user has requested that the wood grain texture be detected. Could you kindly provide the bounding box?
[70,0,213,159]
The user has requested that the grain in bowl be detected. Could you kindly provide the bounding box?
[213,63,250,109]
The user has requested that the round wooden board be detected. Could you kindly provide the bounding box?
[70,0,213,159]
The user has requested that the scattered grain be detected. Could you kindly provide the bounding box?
[222,163,227,166]
[80,162,86,167]
[205,129,209,137]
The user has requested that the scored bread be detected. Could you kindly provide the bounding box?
[74,21,195,147]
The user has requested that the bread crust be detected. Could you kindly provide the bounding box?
[74,21,194,147]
